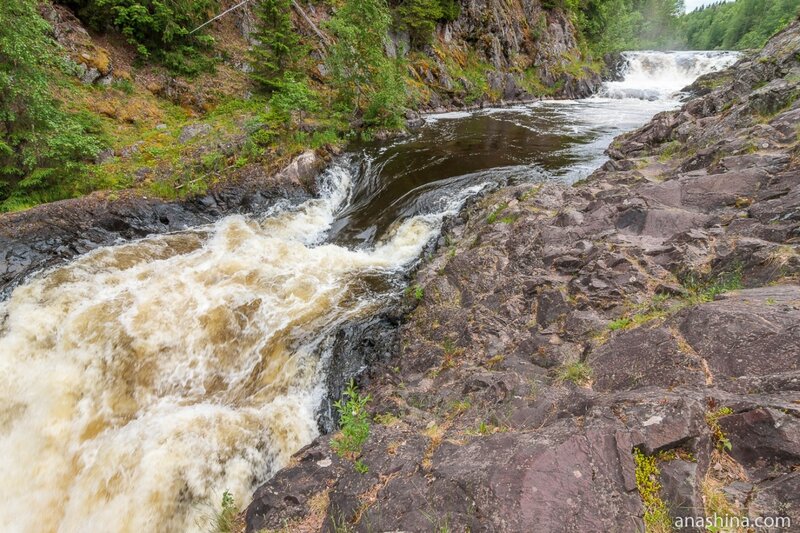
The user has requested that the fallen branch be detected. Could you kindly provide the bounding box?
[291,0,332,49]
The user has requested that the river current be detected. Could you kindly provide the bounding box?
[0,50,737,532]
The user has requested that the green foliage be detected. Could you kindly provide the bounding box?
[57,0,218,71]
[251,0,302,92]
[399,0,442,45]
[486,202,508,223]
[569,0,686,53]
[211,490,239,533]
[556,361,593,385]
[325,0,408,128]
[682,268,743,304]
[406,283,424,300]
[683,0,800,50]
[438,0,461,21]
[608,317,633,330]
[398,0,460,45]
[331,380,372,460]
[633,448,673,533]
[353,459,369,474]
[0,0,105,211]
[268,73,320,121]
[440,49,494,103]
[706,406,734,452]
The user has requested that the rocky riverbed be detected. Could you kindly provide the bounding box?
[244,21,800,532]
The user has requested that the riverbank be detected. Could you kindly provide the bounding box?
[1,0,604,214]
[245,20,800,532]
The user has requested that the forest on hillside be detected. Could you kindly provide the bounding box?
[683,0,800,49]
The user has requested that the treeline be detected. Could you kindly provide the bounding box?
[0,0,105,211]
[567,0,686,53]
[577,0,800,52]
[683,0,800,50]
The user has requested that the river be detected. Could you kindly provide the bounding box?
[0,50,737,532]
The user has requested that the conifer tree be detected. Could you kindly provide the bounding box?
[251,0,300,92]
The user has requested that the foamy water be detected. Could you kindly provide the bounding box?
[0,164,487,532]
[600,50,739,100]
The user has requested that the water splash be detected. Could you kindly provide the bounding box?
[0,48,743,532]
[600,50,740,100]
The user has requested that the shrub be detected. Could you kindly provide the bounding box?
[325,0,408,128]
[56,0,217,71]
[268,74,320,121]
[398,0,443,45]
[331,380,371,460]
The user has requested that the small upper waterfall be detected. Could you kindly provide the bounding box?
[600,50,740,100]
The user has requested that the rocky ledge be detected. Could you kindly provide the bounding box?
[245,20,800,533]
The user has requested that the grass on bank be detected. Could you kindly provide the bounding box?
[606,268,744,334]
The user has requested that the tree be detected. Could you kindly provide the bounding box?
[250,0,301,92]
[398,0,443,46]
[681,0,800,50]
[0,0,103,210]
[56,0,218,73]
[325,0,407,127]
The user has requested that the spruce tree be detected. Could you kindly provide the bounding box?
[251,0,300,92]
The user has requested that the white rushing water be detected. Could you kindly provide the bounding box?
[0,49,738,533]
[600,50,739,100]
[0,164,488,533]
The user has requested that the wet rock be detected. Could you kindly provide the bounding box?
[244,21,800,532]
[0,149,333,297]
[275,150,326,189]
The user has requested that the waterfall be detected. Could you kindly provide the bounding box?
[599,50,740,100]
[0,162,487,533]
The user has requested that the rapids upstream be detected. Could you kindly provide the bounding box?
[0,50,737,532]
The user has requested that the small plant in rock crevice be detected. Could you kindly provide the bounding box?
[556,361,593,386]
[705,405,734,452]
[209,490,238,533]
[633,448,672,533]
[331,380,372,468]
[405,283,424,301]
[486,202,509,224]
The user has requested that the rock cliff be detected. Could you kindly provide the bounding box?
[245,20,800,533]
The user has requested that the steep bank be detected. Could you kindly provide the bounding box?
[0,0,602,290]
[245,19,800,532]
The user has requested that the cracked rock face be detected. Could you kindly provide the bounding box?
[245,21,800,533]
